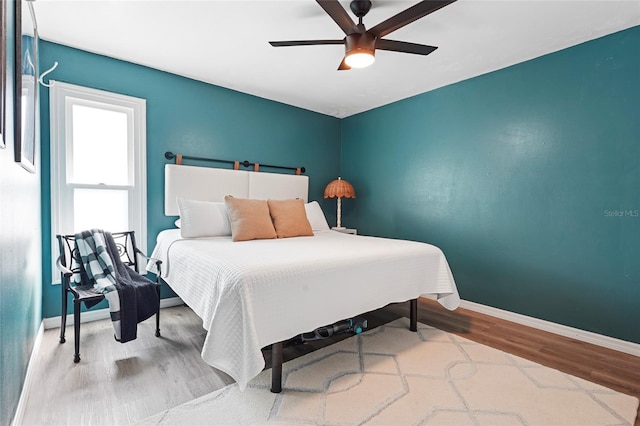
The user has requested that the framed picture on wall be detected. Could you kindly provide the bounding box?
[0,0,7,149]
[14,0,38,172]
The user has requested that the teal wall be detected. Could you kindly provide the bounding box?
[39,41,342,318]
[0,0,43,423]
[341,26,640,344]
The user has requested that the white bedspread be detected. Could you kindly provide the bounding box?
[148,229,460,389]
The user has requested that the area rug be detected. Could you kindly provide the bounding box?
[140,318,638,425]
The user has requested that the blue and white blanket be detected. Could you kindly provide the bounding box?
[73,229,159,343]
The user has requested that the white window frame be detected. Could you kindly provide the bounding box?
[50,81,146,283]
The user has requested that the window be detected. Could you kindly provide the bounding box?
[50,82,146,282]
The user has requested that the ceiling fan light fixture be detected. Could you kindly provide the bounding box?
[344,32,376,69]
[345,50,375,68]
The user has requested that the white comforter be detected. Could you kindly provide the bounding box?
[148,229,460,389]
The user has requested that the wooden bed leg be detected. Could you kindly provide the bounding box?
[410,299,418,332]
[271,341,283,393]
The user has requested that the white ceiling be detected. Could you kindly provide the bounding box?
[33,0,640,118]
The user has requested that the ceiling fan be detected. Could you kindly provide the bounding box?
[269,0,457,70]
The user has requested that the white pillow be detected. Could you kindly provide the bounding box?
[176,197,231,238]
[174,219,181,228]
[305,201,330,231]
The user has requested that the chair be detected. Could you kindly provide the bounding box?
[56,231,162,362]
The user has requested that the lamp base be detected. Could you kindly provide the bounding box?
[332,226,346,230]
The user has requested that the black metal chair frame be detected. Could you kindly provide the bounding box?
[56,231,162,362]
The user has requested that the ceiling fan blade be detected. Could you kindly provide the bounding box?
[269,40,344,47]
[375,39,438,55]
[368,0,457,38]
[338,58,351,71]
[316,0,359,35]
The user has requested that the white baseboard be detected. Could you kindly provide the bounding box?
[42,295,640,356]
[457,299,640,358]
[42,297,184,330]
[11,322,44,426]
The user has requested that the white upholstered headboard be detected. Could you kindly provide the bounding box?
[164,164,309,216]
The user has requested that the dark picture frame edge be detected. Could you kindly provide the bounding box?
[13,0,21,163]
[0,0,7,149]
[14,0,38,173]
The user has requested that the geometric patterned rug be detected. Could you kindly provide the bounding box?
[139,318,639,425]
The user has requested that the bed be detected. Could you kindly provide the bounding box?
[148,163,460,392]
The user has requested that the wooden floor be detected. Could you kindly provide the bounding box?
[18,299,640,425]
[409,298,640,426]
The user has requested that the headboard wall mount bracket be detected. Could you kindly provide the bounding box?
[164,151,305,174]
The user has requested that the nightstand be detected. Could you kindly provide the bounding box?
[331,227,357,235]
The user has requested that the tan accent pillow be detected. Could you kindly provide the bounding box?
[224,196,277,242]
[268,199,314,238]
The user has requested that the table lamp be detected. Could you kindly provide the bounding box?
[323,177,356,229]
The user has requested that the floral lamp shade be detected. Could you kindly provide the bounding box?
[323,177,356,229]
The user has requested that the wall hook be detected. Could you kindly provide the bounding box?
[38,61,58,87]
